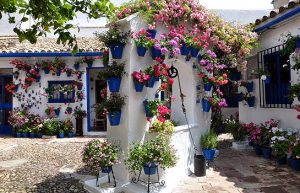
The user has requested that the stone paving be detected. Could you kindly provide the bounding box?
[1,136,300,193]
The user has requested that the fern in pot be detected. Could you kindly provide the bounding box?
[201,131,218,161]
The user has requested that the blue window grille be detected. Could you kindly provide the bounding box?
[258,44,292,108]
[48,81,75,103]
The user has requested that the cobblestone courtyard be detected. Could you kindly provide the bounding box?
[0,137,300,193]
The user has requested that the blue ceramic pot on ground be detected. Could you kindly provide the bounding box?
[180,42,191,56]
[151,47,162,60]
[137,46,147,57]
[277,156,287,165]
[246,82,254,92]
[54,109,60,116]
[254,145,263,156]
[262,147,272,159]
[58,133,64,138]
[109,44,125,59]
[291,159,300,171]
[146,76,156,88]
[108,111,122,126]
[101,166,112,173]
[146,29,157,38]
[16,132,21,138]
[247,97,255,107]
[204,83,212,91]
[107,77,121,92]
[74,63,80,70]
[134,81,144,92]
[190,47,199,57]
[68,132,74,138]
[30,133,35,138]
[202,149,216,160]
[44,68,50,74]
[22,133,28,138]
[37,133,43,138]
[143,163,158,175]
[202,99,211,112]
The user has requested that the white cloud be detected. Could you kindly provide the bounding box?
[199,0,273,10]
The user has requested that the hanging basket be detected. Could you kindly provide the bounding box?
[134,81,144,92]
[202,99,211,112]
[107,77,121,92]
[74,63,80,70]
[137,46,147,57]
[109,44,125,59]
[108,111,122,126]
[190,47,199,57]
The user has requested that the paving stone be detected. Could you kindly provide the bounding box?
[260,186,289,193]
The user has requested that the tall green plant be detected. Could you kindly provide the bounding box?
[200,131,218,149]
[98,61,126,79]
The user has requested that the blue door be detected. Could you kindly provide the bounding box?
[0,75,13,135]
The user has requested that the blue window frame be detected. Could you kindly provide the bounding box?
[48,81,75,103]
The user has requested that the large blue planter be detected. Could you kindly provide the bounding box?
[262,147,272,159]
[22,133,28,138]
[107,77,121,92]
[54,109,60,116]
[247,97,255,107]
[146,29,157,39]
[146,76,156,88]
[190,47,199,57]
[202,99,211,112]
[108,111,121,126]
[109,44,125,59]
[246,82,254,92]
[44,68,50,74]
[134,81,144,92]
[143,100,153,118]
[74,63,80,70]
[143,163,158,175]
[204,83,212,91]
[202,149,216,161]
[277,156,287,165]
[58,133,64,138]
[180,42,191,56]
[101,166,112,173]
[16,132,21,138]
[137,46,147,57]
[151,47,162,60]
[264,76,271,84]
[291,159,300,171]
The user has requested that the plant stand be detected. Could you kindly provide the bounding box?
[131,166,165,193]
[96,167,116,188]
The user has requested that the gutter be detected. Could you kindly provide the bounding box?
[0,52,103,57]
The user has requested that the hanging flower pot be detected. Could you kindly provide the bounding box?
[107,77,121,92]
[180,42,191,56]
[204,83,212,91]
[74,63,80,70]
[264,76,271,84]
[134,81,144,92]
[202,99,211,112]
[35,76,41,82]
[56,70,61,76]
[146,29,157,38]
[137,46,147,57]
[190,47,199,57]
[108,111,122,126]
[143,163,158,175]
[44,68,50,74]
[109,44,125,59]
[254,144,263,155]
[262,147,272,159]
[16,132,21,138]
[277,156,287,165]
[22,132,28,138]
[246,96,255,107]
[245,82,254,92]
[151,46,162,60]
[202,149,216,160]
[146,76,156,88]
[143,100,153,118]
[291,159,300,171]
[54,108,60,116]
[101,166,112,173]
[77,83,83,90]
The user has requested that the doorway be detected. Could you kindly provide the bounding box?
[0,74,13,135]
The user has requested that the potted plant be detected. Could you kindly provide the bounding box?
[243,93,255,107]
[40,60,52,74]
[224,116,247,149]
[72,106,87,136]
[42,119,61,136]
[125,135,177,175]
[64,119,74,137]
[150,41,162,60]
[240,81,254,92]
[252,68,271,84]
[199,73,214,91]
[288,83,300,101]
[144,66,157,88]
[259,125,273,159]
[143,99,161,118]
[55,107,61,116]
[52,58,66,76]
[83,57,95,68]
[65,68,73,77]
[201,131,218,161]
[271,128,289,165]
[149,119,175,136]
[5,81,20,93]
[132,70,150,92]
[74,58,83,70]
[65,106,73,115]
[96,24,130,59]
[146,26,157,39]
[73,70,84,79]
[10,59,31,71]
[58,128,65,138]
[98,61,126,92]
[132,28,153,57]
[202,92,227,112]
[190,37,203,57]
[180,34,193,56]
[82,139,119,174]
[45,106,55,117]
[8,110,29,137]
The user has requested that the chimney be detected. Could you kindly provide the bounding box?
[272,0,289,9]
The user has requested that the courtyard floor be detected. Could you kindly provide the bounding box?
[0,136,300,193]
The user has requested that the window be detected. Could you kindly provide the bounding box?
[258,44,292,108]
[48,81,75,103]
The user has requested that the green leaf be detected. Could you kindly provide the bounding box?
[21,17,28,22]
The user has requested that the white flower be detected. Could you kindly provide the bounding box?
[271,136,277,141]
[288,131,292,136]
[272,127,278,133]
[261,75,267,80]
[279,128,283,132]
[278,136,285,141]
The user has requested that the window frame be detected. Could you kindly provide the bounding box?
[48,80,75,103]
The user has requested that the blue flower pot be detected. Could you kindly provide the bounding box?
[202,149,216,161]
[137,46,147,57]
[22,133,28,138]
[197,54,203,62]
[151,47,162,60]
[108,111,121,126]
[44,68,50,74]
[37,133,43,138]
[54,109,60,116]
[204,83,212,91]
[264,76,271,84]
[68,132,74,138]
[101,166,112,173]
[190,48,199,57]
[143,163,158,175]
[56,70,61,76]
[77,84,83,90]
[66,71,72,77]
[146,76,156,88]
[180,42,191,56]
[262,147,272,159]
[291,159,300,171]
[14,85,19,92]
[236,93,244,102]
[30,133,35,138]
[296,39,300,48]
[277,156,287,165]
[246,82,254,92]
[254,145,263,155]
[77,74,82,79]
[35,76,41,82]
[16,132,21,138]
[87,62,93,68]
[74,63,80,70]
[58,133,64,138]
[298,95,300,101]
[66,108,72,114]
[134,82,144,92]
[107,77,121,92]
[247,97,255,107]
[155,76,160,81]
[202,99,211,112]
[143,100,153,118]
[146,29,157,38]
[109,44,125,59]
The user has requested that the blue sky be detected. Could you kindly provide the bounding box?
[111,0,273,10]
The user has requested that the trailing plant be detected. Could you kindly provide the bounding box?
[95,93,126,114]
[98,61,126,79]
[132,70,151,85]
[279,33,300,56]
[72,106,87,119]
[95,24,130,46]
[149,119,175,135]
[200,131,218,149]
[132,28,153,48]
[288,83,300,101]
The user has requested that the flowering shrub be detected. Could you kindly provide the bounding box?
[131,28,153,48]
[8,110,29,132]
[242,122,261,144]
[270,127,290,158]
[224,116,245,141]
[10,59,30,70]
[149,119,175,135]
[132,70,151,85]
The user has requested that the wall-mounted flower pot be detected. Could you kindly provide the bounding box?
[277,156,287,165]
[155,76,160,81]
[35,76,41,82]
[58,133,64,138]
[44,68,50,74]
[143,100,153,118]
[56,70,61,76]
[66,72,72,77]
[22,132,28,138]
[197,54,203,62]
[77,74,82,79]
[190,47,199,57]
[180,42,191,56]
[245,82,254,92]
[151,47,162,60]
[143,163,158,175]
[146,76,156,88]
[66,108,72,114]
[14,85,19,92]
[134,81,144,92]
[87,62,93,68]
[29,133,35,138]
[246,97,255,107]
[77,84,83,90]
[109,44,125,59]
[107,77,121,92]
[137,46,147,57]
[54,109,60,116]
[291,159,300,171]
[16,132,21,138]
[146,29,157,39]
[262,147,272,159]
[254,144,263,155]
[264,76,271,84]
[101,166,112,173]
[202,149,216,160]
[204,83,212,91]
[202,99,211,112]
[108,111,121,126]
[74,63,80,70]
